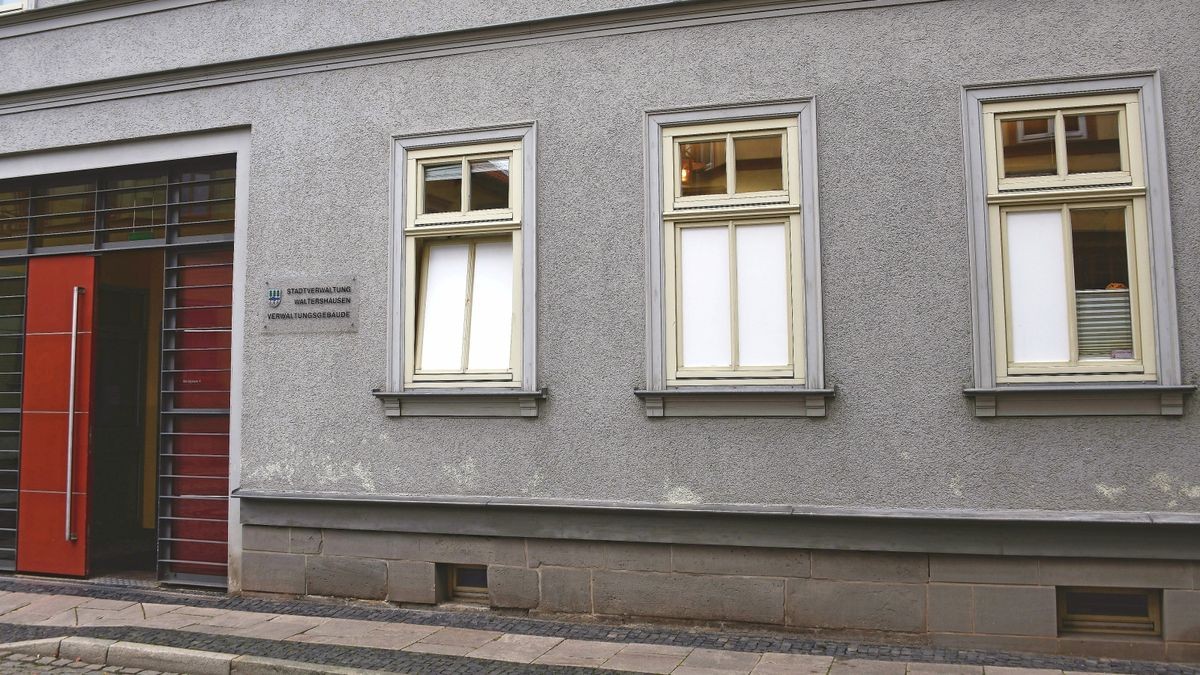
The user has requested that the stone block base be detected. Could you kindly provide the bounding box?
[238,525,1200,663]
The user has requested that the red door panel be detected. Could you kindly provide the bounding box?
[14,412,89,493]
[23,258,97,334]
[20,335,92,412]
[17,255,95,577]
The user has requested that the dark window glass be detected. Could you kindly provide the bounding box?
[469,159,509,210]
[680,139,727,196]
[1064,590,1149,618]
[1001,117,1056,177]
[423,163,462,214]
[1066,112,1122,174]
[455,566,488,589]
[734,135,783,193]
[1072,207,1133,359]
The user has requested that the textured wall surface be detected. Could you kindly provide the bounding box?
[1,0,1198,513]
[0,0,678,93]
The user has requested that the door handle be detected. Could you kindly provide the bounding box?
[65,286,83,542]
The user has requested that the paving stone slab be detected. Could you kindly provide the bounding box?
[535,639,624,667]
[466,633,563,663]
[0,578,1197,675]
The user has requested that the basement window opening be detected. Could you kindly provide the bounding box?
[1057,587,1161,636]
[450,565,488,603]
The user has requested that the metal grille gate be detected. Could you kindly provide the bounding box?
[0,262,24,570]
[157,247,232,587]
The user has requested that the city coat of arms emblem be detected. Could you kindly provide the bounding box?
[267,288,282,308]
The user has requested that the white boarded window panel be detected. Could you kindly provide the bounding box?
[735,224,790,367]
[1006,210,1071,363]
[680,226,732,367]
[419,244,470,370]
[466,240,514,370]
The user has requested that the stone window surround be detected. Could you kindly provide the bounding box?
[960,72,1194,417]
[377,123,543,418]
[639,100,833,418]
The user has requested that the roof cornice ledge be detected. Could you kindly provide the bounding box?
[0,0,944,115]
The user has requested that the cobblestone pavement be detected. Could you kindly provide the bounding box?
[0,577,1195,675]
[0,650,184,673]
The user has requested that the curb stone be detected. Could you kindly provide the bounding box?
[0,638,404,675]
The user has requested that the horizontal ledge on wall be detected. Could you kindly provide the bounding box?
[0,0,946,114]
[232,489,1200,525]
[964,384,1196,417]
[634,387,836,417]
[233,491,1200,559]
[373,388,545,418]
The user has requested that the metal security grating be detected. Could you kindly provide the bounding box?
[0,156,235,257]
[0,262,24,571]
[158,247,232,587]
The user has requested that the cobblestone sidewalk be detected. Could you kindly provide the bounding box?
[0,649,183,673]
[0,577,1195,675]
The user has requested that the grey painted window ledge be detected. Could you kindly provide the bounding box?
[634,387,836,418]
[964,384,1196,417]
[373,388,545,418]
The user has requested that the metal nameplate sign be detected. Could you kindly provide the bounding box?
[263,276,357,333]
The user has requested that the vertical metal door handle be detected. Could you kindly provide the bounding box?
[65,286,83,542]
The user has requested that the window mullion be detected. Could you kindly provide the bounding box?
[1123,204,1141,361]
[460,240,477,373]
[460,158,470,216]
[725,134,736,195]
[1061,203,1080,366]
[1054,112,1068,178]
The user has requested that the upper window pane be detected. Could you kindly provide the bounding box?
[734,135,783,193]
[422,163,462,214]
[1001,117,1056,177]
[1066,112,1122,174]
[679,139,727,196]
[469,158,509,211]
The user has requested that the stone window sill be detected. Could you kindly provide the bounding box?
[373,389,545,418]
[964,384,1196,417]
[634,387,836,418]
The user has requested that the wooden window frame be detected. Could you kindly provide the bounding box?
[664,119,800,212]
[0,0,27,17]
[663,215,804,385]
[1056,587,1162,637]
[639,101,831,417]
[406,141,522,228]
[410,234,522,384]
[988,94,1141,192]
[449,565,489,603]
[383,124,542,417]
[991,199,1155,382]
[982,91,1154,383]
[660,117,805,387]
[402,141,523,388]
[962,73,1192,416]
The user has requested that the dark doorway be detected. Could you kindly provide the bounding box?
[89,250,164,577]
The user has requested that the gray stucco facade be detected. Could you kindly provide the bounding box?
[2,0,1198,659]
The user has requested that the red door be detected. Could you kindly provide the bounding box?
[17,255,96,576]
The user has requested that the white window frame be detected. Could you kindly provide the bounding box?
[984,92,1151,382]
[641,101,830,417]
[664,118,803,385]
[387,124,539,412]
[0,0,29,16]
[962,73,1190,415]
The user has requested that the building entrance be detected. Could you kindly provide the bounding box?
[6,247,232,586]
[0,153,237,587]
